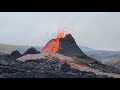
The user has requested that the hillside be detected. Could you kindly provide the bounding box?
[0,44,43,54]
[0,44,94,54]
[102,57,120,70]
[79,46,95,53]
[86,50,120,61]
[86,50,120,70]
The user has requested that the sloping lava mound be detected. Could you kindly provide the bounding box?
[58,34,95,60]
[58,34,85,56]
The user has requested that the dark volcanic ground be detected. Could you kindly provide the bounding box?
[0,54,110,78]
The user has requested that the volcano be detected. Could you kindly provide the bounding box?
[41,32,86,58]
[16,32,120,78]
[42,33,96,62]
[1,32,120,78]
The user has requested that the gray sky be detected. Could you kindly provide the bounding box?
[0,12,120,51]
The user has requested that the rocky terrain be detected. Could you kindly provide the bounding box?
[85,50,120,70]
[0,54,108,78]
[0,34,120,78]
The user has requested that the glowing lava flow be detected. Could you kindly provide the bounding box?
[41,31,65,57]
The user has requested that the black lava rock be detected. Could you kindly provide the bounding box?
[24,47,40,55]
[61,63,72,72]
[11,50,21,58]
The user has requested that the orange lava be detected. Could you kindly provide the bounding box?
[73,64,92,71]
[57,31,65,39]
[44,52,55,58]
[41,31,65,58]
[42,31,65,53]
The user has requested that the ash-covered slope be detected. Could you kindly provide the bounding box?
[58,34,85,56]
[58,34,94,60]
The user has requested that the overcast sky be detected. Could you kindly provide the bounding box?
[0,12,120,51]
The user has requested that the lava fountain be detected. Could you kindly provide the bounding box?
[41,31,66,57]
[42,31,65,52]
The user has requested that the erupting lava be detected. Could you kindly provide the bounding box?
[42,31,65,53]
[41,31,65,58]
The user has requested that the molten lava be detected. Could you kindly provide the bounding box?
[57,31,65,38]
[41,31,65,58]
[42,31,65,53]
